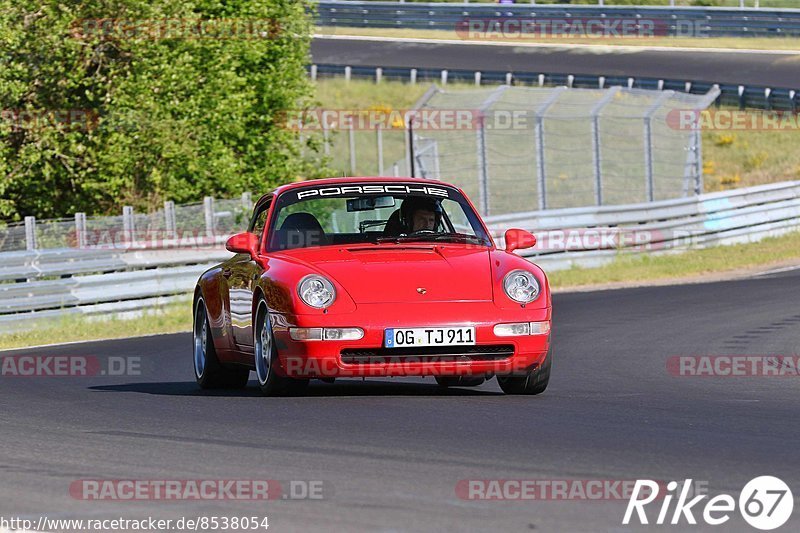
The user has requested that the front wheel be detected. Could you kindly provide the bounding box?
[497,348,552,395]
[254,299,309,396]
[194,298,249,389]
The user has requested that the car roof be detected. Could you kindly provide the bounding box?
[254,176,462,207]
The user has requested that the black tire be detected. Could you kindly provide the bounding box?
[497,348,552,395]
[254,298,309,396]
[193,298,250,389]
[435,376,486,388]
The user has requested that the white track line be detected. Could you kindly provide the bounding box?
[751,264,800,277]
[314,33,800,56]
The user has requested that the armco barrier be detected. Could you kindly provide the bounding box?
[1,181,799,332]
[316,1,800,38]
[310,64,799,112]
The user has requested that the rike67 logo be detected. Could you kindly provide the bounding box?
[623,476,793,530]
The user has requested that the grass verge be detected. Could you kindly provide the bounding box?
[548,230,800,289]
[0,298,193,351]
[317,27,800,52]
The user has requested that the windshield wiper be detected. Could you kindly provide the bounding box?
[376,232,487,245]
[431,232,489,245]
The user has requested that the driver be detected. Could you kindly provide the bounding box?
[400,197,444,233]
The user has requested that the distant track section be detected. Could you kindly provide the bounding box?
[316,1,800,38]
[310,36,800,89]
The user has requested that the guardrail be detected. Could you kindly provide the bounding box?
[0,248,231,332]
[311,64,799,111]
[328,1,779,7]
[491,180,800,270]
[2,180,799,332]
[316,1,800,37]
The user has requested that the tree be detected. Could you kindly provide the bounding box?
[0,0,318,220]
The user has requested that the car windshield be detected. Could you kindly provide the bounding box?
[266,183,492,251]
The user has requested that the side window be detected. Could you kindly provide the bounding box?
[249,200,271,238]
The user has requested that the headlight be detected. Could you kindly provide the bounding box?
[503,270,540,304]
[298,275,336,309]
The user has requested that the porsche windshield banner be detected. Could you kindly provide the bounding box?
[295,184,451,201]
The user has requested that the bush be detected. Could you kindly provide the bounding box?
[0,0,319,220]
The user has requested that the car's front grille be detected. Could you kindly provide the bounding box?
[340,345,515,365]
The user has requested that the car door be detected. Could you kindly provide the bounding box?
[226,199,271,351]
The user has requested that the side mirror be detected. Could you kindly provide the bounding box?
[226,232,260,257]
[504,229,536,253]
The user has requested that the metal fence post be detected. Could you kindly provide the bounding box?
[476,116,489,216]
[405,85,441,179]
[643,91,674,202]
[122,206,135,245]
[203,197,215,238]
[74,212,87,248]
[241,192,252,210]
[533,87,566,211]
[24,216,36,251]
[590,86,620,206]
[377,123,384,176]
[310,64,317,82]
[348,125,357,175]
[375,67,382,84]
[473,85,510,216]
[404,119,413,177]
[410,68,417,85]
[164,201,176,239]
[644,119,655,202]
[344,66,351,82]
[694,128,703,195]
[683,121,699,198]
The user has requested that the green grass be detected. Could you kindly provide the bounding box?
[703,128,800,191]
[548,230,800,288]
[318,27,800,51]
[0,298,193,351]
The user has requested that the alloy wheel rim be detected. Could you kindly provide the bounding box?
[193,303,207,379]
[255,306,272,385]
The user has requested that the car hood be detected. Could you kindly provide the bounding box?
[276,245,493,304]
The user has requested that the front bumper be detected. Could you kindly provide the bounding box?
[271,302,552,378]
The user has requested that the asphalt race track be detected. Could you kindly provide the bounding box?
[311,37,800,88]
[2,271,800,532]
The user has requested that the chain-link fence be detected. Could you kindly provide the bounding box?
[1,193,255,253]
[320,85,718,216]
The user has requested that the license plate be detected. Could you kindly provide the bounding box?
[384,327,475,348]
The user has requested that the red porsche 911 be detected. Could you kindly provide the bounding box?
[193,177,552,396]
